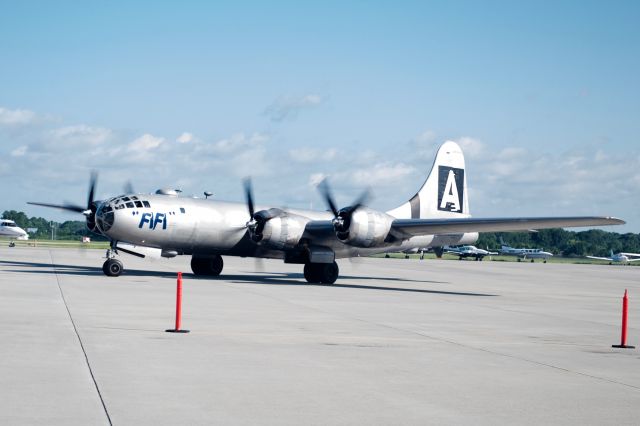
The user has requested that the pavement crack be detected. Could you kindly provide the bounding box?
[49,250,113,426]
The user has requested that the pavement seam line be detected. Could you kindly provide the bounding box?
[223,280,640,391]
[48,250,113,426]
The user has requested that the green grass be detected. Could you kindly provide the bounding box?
[7,239,110,249]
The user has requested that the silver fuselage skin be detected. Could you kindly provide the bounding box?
[96,194,477,260]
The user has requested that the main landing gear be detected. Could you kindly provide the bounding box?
[191,255,224,276]
[303,261,339,284]
[103,248,123,277]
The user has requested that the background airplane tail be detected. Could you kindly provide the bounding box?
[387,141,470,219]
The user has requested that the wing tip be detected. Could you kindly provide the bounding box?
[605,216,626,225]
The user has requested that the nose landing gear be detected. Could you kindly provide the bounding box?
[102,248,123,277]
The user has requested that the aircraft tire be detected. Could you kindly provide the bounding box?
[103,258,123,277]
[303,263,322,283]
[191,255,224,276]
[319,261,339,285]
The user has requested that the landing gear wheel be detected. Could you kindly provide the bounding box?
[191,255,224,276]
[304,263,322,283]
[103,258,123,277]
[319,261,339,284]
[304,262,339,284]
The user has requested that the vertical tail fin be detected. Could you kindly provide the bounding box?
[387,141,469,219]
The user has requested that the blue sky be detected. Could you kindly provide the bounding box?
[1,1,639,232]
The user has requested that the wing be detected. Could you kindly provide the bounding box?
[586,256,612,261]
[628,258,640,262]
[303,216,624,244]
[388,216,624,238]
[621,252,640,258]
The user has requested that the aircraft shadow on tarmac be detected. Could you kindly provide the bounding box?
[1,259,497,297]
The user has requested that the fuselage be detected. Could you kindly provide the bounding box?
[95,193,478,259]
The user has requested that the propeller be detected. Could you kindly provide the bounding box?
[28,171,99,230]
[242,177,286,243]
[123,180,135,194]
[317,178,371,235]
[243,178,269,242]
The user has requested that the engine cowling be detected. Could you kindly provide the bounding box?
[335,207,394,248]
[251,209,309,249]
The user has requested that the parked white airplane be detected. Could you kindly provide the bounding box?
[0,218,28,241]
[586,250,640,264]
[445,245,498,261]
[28,141,623,283]
[499,239,553,262]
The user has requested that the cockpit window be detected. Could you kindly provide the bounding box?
[134,201,143,208]
[142,201,150,208]
[122,197,130,202]
[126,202,134,208]
[131,196,138,200]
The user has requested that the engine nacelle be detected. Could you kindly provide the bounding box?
[257,211,309,250]
[337,207,394,248]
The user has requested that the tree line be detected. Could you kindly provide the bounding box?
[4,209,639,256]
[478,228,640,257]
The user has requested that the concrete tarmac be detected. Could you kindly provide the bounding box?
[1,246,639,425]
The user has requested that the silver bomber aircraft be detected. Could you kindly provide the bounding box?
[28,141,624,283]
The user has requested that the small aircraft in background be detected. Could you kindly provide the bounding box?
[586,250,640,265]
[0,218,29,246]
[445,245,497,261]
[499,239,553,262]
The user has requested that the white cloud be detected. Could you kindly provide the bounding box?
[49,125,112,146]
[11,146,28,157]
[210,132,267,154]
[264,94,324,122]
[454,136,484,158]
[0,107,36,126]
[351,163,415,186]
[289,147,337,163]
[176,132,193,144]
[128,134,165,152]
